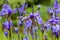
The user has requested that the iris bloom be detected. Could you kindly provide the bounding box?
[23,36,28,40]
[54,0,59,9]
[4,31,8,38]
[3,20,13,30]
[1,8,8,16]
[2,4,12,16]
[12,8,18,13]
[15,27,18,33]
[48,19,54,24]
[25,19,32,28]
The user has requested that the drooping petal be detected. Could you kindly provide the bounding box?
[4,31,8,38]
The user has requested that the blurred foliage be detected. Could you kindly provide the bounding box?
[11,13,17,20]
[26,0,33,7]
[26,0,51,6]
[0,0,60,8]
[12,20,17,27]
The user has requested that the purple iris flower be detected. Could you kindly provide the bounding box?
[54,0,59,9]
[52,25,56,32]
[16,4,25,16]
[18,19,23,26]
[3,4,9,9]
[2,4,12,16]
[25,19,32,28]
[3,23,7,29]
[47,7,52,13]
[29,14,34,19]
[18,20,21,26]
[37,17,43,24]
[1,8,7,16]
[56,17,59,20]
[22,3,28,8]
[45,22,51,31]
[3,20,8,29]
[3,20,13,30]
[24,30,27,35]
[54,20,59,24]
[4,31,8,37]
[8,20,13,30]
[19,8,24,13]
[52,21,56,24]
[48,19,54,23]
[19,3,28,14]
[13,8,18,13]
[23,36,28,40]
[52,19,59,24]
[7,9,12,16]
[22,4,25,7]
[10,20,13,26]
[55,32,59,38]
[55,8,60,14]
[15,27,18,33]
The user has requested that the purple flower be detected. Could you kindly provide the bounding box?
[3,4,9,9]
[52,21,56,24]
[15,27,18,33]
[55,8,60,14]
[19,3,26,13]
[47,7,54,14]
[52,13,56,19]
[8,20,13,30]
[54,0,59,9]
[45,22,51,31]
[56,17,59,20]
[52,26,56,32]
[22,3,28,8]
[4,31,8,37]
[48,19,54,23]
[7,9,12,16]
[37,17,43,24]
[47,7,52,12]
[1,8,7,16]
[3,21,8,29]
[34,12,40,17]
[3,20,12,30]
[49,10,53,14]
[13,8,18,13]
[54,20,59,24]
[2,4,12,16]
[24,30,27,35]
[29,14,34,19]
[22,3,26,8]
[25,19,32,28]
[10,20,13,26]
[50,19,59,24]
[19,8,24,13]
[23,36,28,40]
[18,20,23,26]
